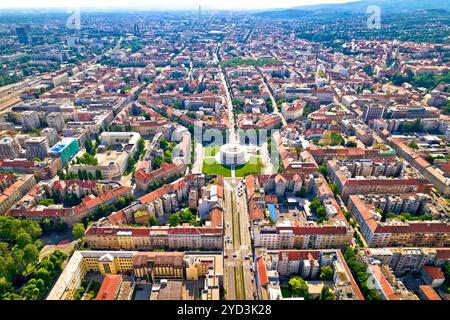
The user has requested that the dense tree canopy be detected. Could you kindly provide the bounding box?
[288,276,309,299]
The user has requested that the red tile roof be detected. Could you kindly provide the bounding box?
[419,285,441,300]
[422,266,445,280]
[96,274,122,300]
[256,256,269,287]
[210,208,223,228]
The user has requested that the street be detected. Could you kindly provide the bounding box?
[223,178,257,300]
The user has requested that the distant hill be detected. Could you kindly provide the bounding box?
[254,9,314,19]
[255,0,450,18]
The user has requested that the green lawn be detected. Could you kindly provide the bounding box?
[202,156,264,177]
[203,144,221,157]
[202,160,232,177]
[234,157,264,177]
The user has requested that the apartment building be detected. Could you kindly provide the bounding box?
[0,136,22,159]
[85,225,223,251]
[365,247,450,276]
[24,136,49,160]
[365,263,418,300]
[348,195,450,247]
[254,223,353,250]
[135,160,185,191]
[7,186,132,225]
[20,110,40,131]
[281,100,304,121]
[47,251,223,300]
[258,249,364,300]
[0,174,36,214]
[47,112,66,132]
[328,159,433,201]
[307,145,393,165]
[68,132,141,180]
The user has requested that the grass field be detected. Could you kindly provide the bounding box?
[203,144,221,157]
[202,156,264,177]
[234,157,264,177]
[202,160,233,177]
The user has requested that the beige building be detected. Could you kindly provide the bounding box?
[0,174,36,214]
[47,251,223,300]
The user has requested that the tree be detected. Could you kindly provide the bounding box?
[115,197,126,210]
[309,197,321,213]
[318,165,328,177]
[316,206,326,220]
[164,150,172,163]
[72,223,85,239]
[391,73,408,86]
[179,208,194,223]
[16,233,32,249]
[160,139,169,150]
[319,265,334,280]
[137,138,145,156]
[408,141,419,150]
[442,100,450,115]
[152,156,164,169]
[33,268,51,286]
[126,157,136,175]
[344,248,382,300]
[38,198,55,207]
[319,286,335,300]
[149,216,158,226]
[330,183,339,195]
[84,137,96,156]
[295,187,307,198]
[21,281,41,300]
[288,276,309,299]
[63,193,81,207]
[0,277,13,296]
[95,169,103,180]
[23,244,39,266]
[168,214,180,227]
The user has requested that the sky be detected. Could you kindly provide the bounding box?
[0,0,357,10]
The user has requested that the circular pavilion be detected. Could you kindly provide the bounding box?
[219,143,247,166]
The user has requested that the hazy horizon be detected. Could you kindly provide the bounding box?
[0,0,359,11]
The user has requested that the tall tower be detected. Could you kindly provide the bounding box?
[199,5,202,27]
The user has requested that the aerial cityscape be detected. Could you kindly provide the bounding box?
[1,0,450,305]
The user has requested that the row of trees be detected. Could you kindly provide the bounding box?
[39,219,68,234]
[343,248,382,300]
[386,212,433,222]
[81,195,135,227]
[309,197,327,224]
[220,57,282,68]
[125,138,146,175]
[57,169,102,181]
[146,173,183,193]
[168,208,200,227]
[74,152,98,166]
[399,119,423,134]
[84,137,97,156]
